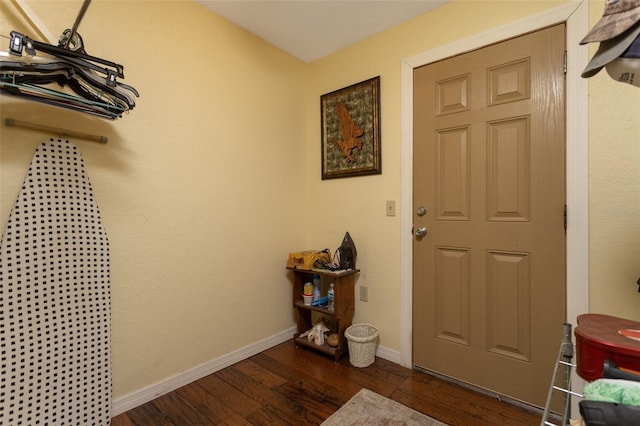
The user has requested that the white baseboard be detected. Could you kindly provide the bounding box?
[111,327,402,417]
[111,326,296,417]
[375,344,401,365]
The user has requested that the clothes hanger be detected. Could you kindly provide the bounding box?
[1,80,128,119]
[0,0,138,119]
[1,56,135,118]
[1,58,138,108]
[15,30,125,81]
[1,31,138,118]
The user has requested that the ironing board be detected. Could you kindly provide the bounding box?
[0,139,111,425]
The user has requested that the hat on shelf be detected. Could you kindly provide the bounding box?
[605,31,640,85]
[581,0,640,45]
[582,20,640,77]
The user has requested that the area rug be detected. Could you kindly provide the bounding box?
[321,388,447,425]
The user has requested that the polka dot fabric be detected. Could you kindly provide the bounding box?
[0,139,111,425]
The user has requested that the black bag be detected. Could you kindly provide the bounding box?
[337,232,357,270]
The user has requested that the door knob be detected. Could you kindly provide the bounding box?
[416,206,427,216]
[415,227,428,237]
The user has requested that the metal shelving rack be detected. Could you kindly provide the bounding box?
[541,323,584,426]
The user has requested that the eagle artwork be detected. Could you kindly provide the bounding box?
[331,102,364,163]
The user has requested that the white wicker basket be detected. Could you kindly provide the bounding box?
[345,324,379,368]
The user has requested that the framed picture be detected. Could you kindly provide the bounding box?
[321,76,381,179]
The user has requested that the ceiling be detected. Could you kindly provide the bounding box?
[196,1,449,63]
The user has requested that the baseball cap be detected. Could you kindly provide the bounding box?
[582,20,640,77]
[605,32,640,85]
[581,0,640,44]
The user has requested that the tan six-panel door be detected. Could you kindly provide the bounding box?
[413,24,566,407]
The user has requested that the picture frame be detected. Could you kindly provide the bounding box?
[321,76,381,179]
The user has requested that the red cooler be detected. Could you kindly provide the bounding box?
[574,313,640,381]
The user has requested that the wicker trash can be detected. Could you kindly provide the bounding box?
[345,324,379,368]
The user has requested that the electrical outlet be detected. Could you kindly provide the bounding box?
[360,285,368,302]
[386,200,396,216]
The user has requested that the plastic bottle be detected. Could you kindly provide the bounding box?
[327,283,335,312]
[313,274,321,301]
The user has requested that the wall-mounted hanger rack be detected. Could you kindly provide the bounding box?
[62,0,91,49]
[5,117,108,144]
[1,0,139,119]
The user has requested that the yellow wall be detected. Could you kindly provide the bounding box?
[1,0,308,399]
[584,0,640,317]
[303,0,639,352]
[305,0,585,354]
[1,0,639,407]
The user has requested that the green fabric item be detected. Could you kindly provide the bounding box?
[584,379,640,406]
[622,387,640,406]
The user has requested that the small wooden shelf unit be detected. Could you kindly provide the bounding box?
[288,267,359,362]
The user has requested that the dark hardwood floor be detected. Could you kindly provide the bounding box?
[111,340,543,425]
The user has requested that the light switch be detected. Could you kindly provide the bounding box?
[386,200,396,216]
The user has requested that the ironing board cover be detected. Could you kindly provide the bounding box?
[0,139,111,425]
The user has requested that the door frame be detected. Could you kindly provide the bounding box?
[400,1,589,369]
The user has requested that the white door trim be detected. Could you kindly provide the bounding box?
[400,1,589,368]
